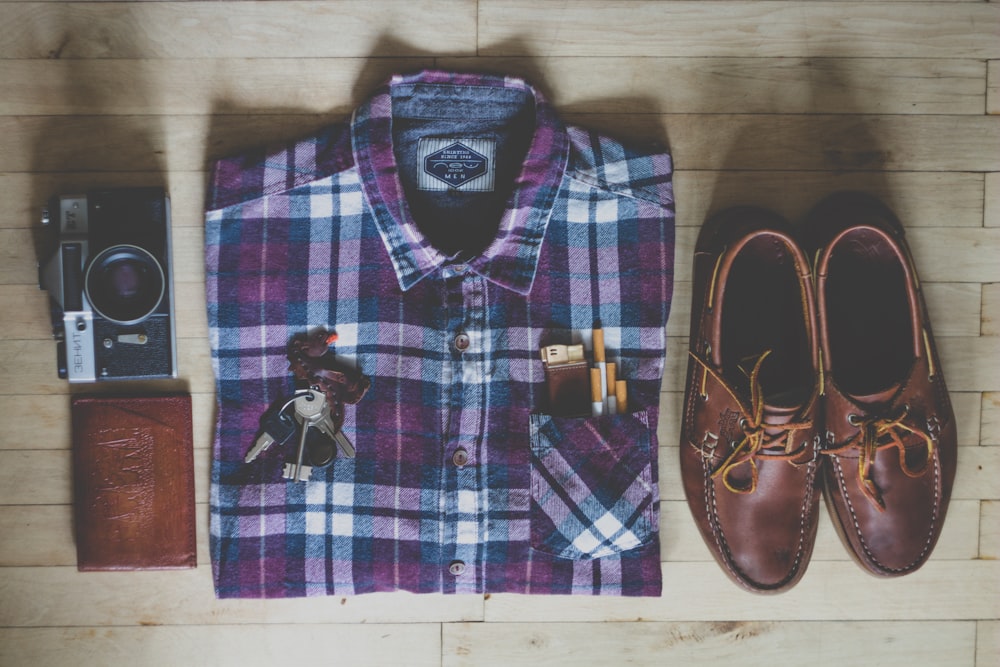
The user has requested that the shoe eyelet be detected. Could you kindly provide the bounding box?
[847,414,861,426]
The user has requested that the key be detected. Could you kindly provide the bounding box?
[285,389,327,482]
[245,408,298,463]
[309,402,356,459]
[332,430,356,459]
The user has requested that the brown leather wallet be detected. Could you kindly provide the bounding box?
[71,394,196,570]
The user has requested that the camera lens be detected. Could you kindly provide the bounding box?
[84,245,165,325]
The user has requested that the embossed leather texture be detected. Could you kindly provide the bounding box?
[71,394,196,571]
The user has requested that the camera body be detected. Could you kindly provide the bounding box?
[38,187,177,383]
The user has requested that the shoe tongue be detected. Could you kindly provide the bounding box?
[761,388,808,425]
[851,384,902,407]
[762,402,799,425]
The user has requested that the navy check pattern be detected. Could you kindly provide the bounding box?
[205,70,675,597]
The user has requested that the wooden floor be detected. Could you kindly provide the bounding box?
[1,1,998,665]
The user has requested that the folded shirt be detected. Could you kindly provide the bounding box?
[205,70,675,598]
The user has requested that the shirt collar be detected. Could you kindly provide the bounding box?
[351,70,569,295]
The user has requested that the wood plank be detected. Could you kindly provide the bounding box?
[0,284,55,340]
[450,57,985,115]
[443,621,977,667]
[984,393,1000,446]
[934,336,1000,393]
[5,57,978,116]
[0,114,336,173]
[3,114,999,174]
[0,58,433,115]
[0,566,483,626]
[673,171,985,228]
[567,114,1000,173]
[989,60,999,115]
[954,392,983,449]
[479,2,1000,59]
[906,228,1000,284]
[0,625,442,667]
[921,284,982,338]
[0,504,75,567]
[981,501,1000,560]
[987,173,1000,227]
[979,622,1000,667]
[984,283,1000,337]
[0,2,477,59]
[483,560,1000,622]
[0,337,214,396]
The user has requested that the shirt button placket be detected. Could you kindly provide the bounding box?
[443,272,486,592]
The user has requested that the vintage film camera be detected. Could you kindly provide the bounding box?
[38,188,177,382]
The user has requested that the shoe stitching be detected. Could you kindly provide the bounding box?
[704,446,816,592]
[830,450,941,574]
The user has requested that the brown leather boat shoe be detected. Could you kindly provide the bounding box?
[680,207,822,593]
[803,192,957,577]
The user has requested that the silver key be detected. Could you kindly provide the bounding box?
[309,402,337,440]
[246,409,298,463]
[309,403,356,459]
[246,432,275,464]
[285,389,327,482]
[332,430,356,459]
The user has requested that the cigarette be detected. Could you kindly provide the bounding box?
[590,367,605,417]
[593,326,608,411]
[606,362,617,415]
[616,380,627,414]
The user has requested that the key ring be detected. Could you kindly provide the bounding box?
[276,388,314,417]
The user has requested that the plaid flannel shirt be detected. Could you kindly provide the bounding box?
[206,70,675,597]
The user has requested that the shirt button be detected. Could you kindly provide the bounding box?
[453,333,470,352]
[452,448,469,467]
[448,560,466,576]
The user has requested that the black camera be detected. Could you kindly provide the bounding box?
[38,187,177,382]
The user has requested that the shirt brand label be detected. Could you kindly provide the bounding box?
[418,138,496,192]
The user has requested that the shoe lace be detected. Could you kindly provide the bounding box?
[821,403,935,511]
[691,350,813,495]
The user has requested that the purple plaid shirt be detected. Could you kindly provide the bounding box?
[205,71,674,597]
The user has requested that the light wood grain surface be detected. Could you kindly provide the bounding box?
[0,2,997,666]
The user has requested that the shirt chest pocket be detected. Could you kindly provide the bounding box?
[528,410,658,560]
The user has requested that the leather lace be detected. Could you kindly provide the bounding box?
[822,404,935,512]
[691,350,812,495]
